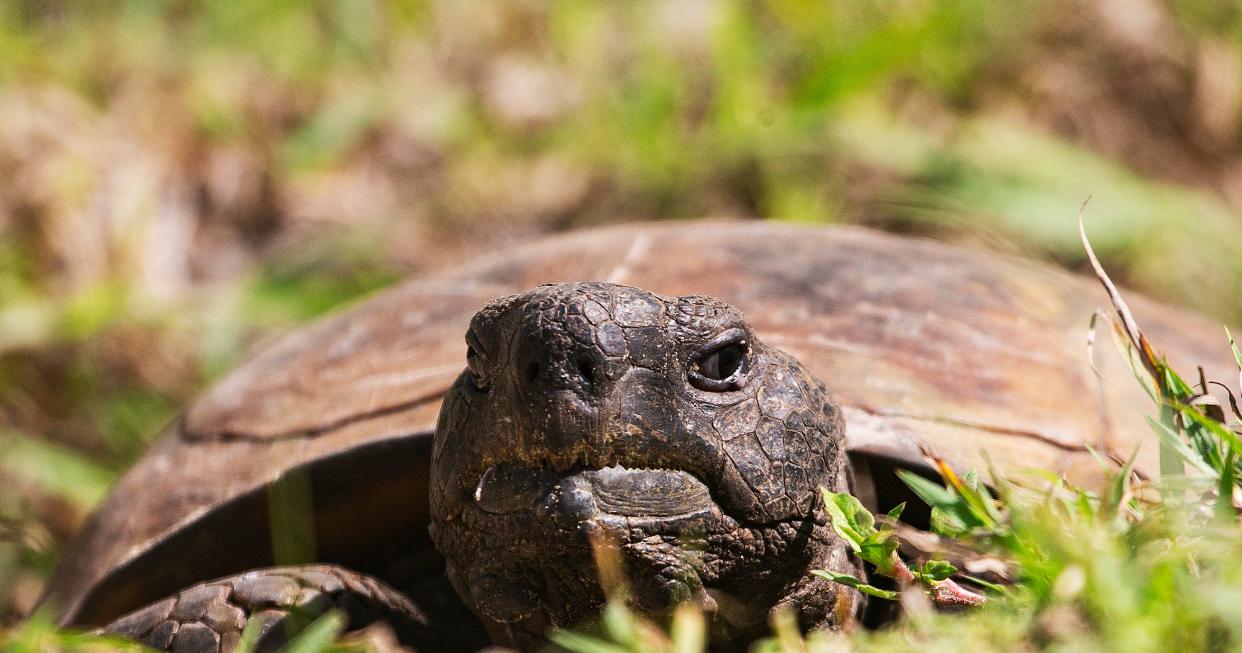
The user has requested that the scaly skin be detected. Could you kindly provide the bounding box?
[101,565,428,653]
[429,283,862,649]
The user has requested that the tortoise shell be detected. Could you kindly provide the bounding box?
[41,221,1235,628]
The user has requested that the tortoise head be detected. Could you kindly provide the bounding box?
[428,282,861,646]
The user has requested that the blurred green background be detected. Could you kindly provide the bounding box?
[1,0,1241,625]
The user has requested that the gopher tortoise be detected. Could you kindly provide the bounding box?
[38,222,1235,651]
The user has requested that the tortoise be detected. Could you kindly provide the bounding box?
[37,221,1236,651]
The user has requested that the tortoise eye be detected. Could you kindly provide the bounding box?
[466,343,489,391]
[690,333,748,392]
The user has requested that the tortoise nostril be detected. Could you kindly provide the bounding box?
[525,361,542,383]
[577,358,596,386]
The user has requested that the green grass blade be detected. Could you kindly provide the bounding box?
[1226,326,1241,371]
[549,631,636,653]
[1159,402,1187,477]
[669,605,706,653]
[1146,416,1216,476]
[1217,448,1236,521]
[811,570,899,600]
[281,612,345,653]
[234,615,264,653]
[1103,447,1139,516]
[894,469,956,507]
[602,601,640,647]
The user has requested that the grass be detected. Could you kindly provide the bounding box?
[2,0,1242,645]
[547,224,1242,652]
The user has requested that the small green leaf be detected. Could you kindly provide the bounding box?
[835,491,876,535]
[820,487,877,552]
[822,493,862,552]
[887,502,907,521]
[899,465,1005,540]
[859,531,901,573]
[918,559,958,582]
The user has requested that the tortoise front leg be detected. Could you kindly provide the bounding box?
[101,565,428,653]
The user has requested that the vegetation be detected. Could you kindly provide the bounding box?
[3,0,1242,650]
[548,225,1242,651]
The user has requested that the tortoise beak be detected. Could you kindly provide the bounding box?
[471,462,721,524]
[578,466,715,518]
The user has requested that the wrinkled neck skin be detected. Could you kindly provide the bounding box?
[428,282,862,650]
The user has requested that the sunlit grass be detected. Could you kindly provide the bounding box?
[2,0,1242,634]
[550,224,1242,653]
[554,338,1242,653]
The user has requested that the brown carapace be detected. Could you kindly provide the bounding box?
[37,222,1236,652]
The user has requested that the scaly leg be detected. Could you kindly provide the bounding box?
[101,565,430,653]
